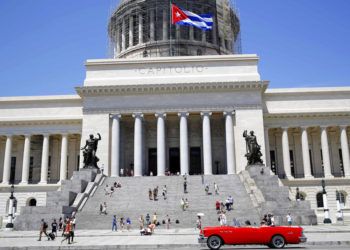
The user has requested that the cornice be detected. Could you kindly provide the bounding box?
[264,112,350,119]
[0,119,82,127]
[82,104,262,115]
[76,81,269,97]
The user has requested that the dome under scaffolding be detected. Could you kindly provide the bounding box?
[108,0,241,58]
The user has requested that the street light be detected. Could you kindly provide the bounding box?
[5,184,15,230]
[321,179,332,224]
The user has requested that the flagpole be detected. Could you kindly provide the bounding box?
[169,0,172,56]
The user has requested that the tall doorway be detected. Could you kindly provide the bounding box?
[169,148,180,174]
[190,147,202,175]
[148,148,157,176]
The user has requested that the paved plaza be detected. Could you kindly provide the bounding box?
[0,225,349,249]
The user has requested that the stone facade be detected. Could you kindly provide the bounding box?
[0,54,349,225]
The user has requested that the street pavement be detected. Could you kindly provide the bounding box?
[0,225,349,249]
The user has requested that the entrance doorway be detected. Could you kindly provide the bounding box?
[190,147,202,175]
[148,148,157,176]
[169,148,180,174]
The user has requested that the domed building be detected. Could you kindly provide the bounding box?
[0,0,350,230]
[108,0,241,58]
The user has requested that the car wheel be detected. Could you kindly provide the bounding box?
[207,235,222,250]
[267,243,275,248]
[271,235,285,249]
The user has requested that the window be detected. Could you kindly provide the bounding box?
[316,192,324,208]
[336,191,346,208]
[28,198,37,207]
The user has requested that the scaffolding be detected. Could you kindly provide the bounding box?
[107,0,241,58]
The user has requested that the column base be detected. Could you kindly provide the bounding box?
[39,181,47,185]
[1,182,9,185]
[324,175,334,179]
[285,175,294,180]
[323,218,332,224]
[19,181,28,185]
[304,175,314,179]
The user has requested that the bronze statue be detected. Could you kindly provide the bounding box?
[81,133,101,169]
[243,130,263,165]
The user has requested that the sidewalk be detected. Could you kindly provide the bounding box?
[0,225,349,249]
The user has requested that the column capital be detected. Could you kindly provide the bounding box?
[339,125,348,130]
[23,134,31,138]
[320,125,329,130]
[111,113,122,120]
[200,111,212,117]
[61,133,69,137]
[42,133,50,137]
[300,126,309,130]
[178,112,189,117]
[132,113,144,119]
[155,112,167,118]
[223,110,235,116]
[281,126,289,131]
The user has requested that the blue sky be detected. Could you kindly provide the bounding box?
[0,0,349,96]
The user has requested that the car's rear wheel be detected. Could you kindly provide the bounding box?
[270,235,285,249]
[207,235,222,250]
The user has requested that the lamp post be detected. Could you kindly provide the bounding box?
[321,179,332,224]
[5,184,15,230]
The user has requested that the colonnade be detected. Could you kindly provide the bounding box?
[110,111,237,177]
[1,133,76,185]
[266,126,350,179]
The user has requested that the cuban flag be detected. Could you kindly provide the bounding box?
[171,4,213,31]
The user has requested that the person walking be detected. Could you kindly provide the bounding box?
[165,215,170,229]
[183,180,187,193]
[126,217,131,231]
[69,219,75,244]
[181,198,186,211]
[51,219,58,237]
[214,182,219,195]
[38,219,49,241]
[139,215,144,230]
[286,213,292,226]
[148,188,153,200]
[112,215,118,231]
[196,216,202,230]
[152,212,157,225]
[205,183,209,195]
[162,185,167,200]
[102,202,108,215]
[61,218,72,244]
[219,212,227,226]
[120,217,125,231]
[145,213,150,225]
[58,217,63,231]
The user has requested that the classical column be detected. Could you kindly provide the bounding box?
[301,127,312,178]
[320,126,333,178]
[281,127,292,179]
[40,134,50,184]
[116,25,120,55]
[156,113,166,176]
[138,13,143,44]
[264,127,271,169]
[162,9,168,40]
[150,10,155,41]
[111,114,121,177]
[20,135,31,185]
[340,126,350,177]
[178,112,189,175]
[129,15,133,47]
[1,135,12,185]
[224,111,236,175]
[201,112,212,175]
[121,18,126,51]
[133,113,143,176]
[59,134,68,182]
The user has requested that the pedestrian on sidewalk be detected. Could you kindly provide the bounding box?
[214,182,219,195]
[38,219,50,241]
[126,217,131,231]
[166,215,170,229]
[120,217,125,230]
[102,202,108,215]
[286,213,293,226]
[219,212,227,226]
[152,212,157,225]
[51,219,58,237]
[146,213,151,225]
[139,215,144,230]
[112,215,118,231]
[205,183,210,195]
[58,217,63,231]
[196,216,202,230]
[149,188,153,200]
[61,218,72,244]
[69,219,75,243]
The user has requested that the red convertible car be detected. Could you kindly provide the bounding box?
[198,226,306,249]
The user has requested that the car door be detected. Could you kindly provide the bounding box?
[225,227,260,244]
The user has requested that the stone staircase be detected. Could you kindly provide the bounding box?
[242,165,317,225]
[14,169,103,230]
[75,175,261,229]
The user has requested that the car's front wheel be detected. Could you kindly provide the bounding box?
[270,235,285,249]
[207,235,222,250]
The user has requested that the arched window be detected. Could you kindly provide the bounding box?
[316,192,324,208]
[28,198,37,207]
[336,191,346,207]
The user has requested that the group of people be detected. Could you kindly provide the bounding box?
[261,213,276,226]
[215,195,234,212]
[149,185,168,200]
[180,198,189,211]
[204,182,219,195]
[104,181,122,197]
[112,215,132,231]
[38,217,76,244]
